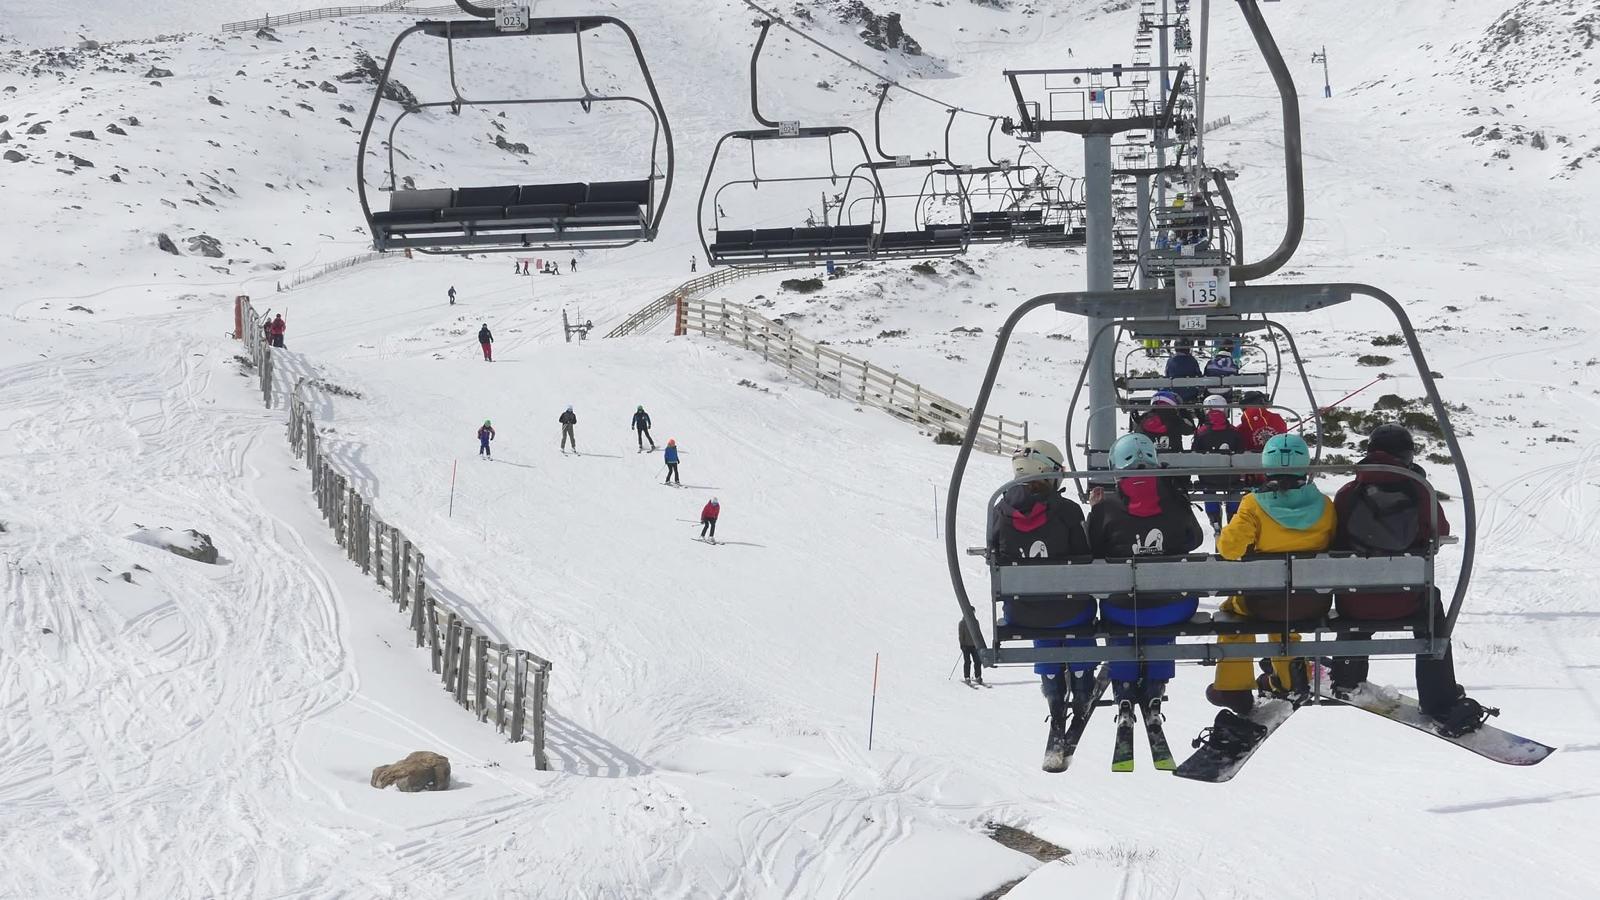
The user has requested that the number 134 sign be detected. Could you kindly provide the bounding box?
[1176,266,1231,309]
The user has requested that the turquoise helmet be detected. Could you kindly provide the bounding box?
[1109,433,1159,470]
[1261,433,1311,475]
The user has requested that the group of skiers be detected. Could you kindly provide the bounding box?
[986,422,1488,772]
[515,258,576,276]
[471,404,723,540]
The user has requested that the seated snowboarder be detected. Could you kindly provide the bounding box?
[987,439,1096,772]
[1086,433,1204,730]
[1329,423,1490,736]
[1205,434,1335,733]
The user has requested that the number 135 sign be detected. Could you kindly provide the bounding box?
[1175,266,1230,309]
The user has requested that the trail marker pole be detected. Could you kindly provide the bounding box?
[448,460,458,517]
[867,652,881,750]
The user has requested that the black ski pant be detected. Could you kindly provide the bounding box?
[637,427,654,449]
[665,462,679,484]
[1330,593,1457,715]
[961,647,982,681]
[700,517,717,538]
[560,424,575,450]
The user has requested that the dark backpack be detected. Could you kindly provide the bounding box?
[1342,483,1421,554]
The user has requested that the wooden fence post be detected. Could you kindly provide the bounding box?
[509,651,527,742]
[372,517,384,585]
[411,590,426,645]
[532,661,550,771]
[435,607,451,676]
[412,550,425,614]
[456,624,474,707]
[494,645,510,729]
[475,635,490,720]
[391,533,403,603]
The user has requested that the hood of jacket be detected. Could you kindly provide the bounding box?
[1253,481,1328,530]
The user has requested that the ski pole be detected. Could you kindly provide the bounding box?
[946,657,959,680]
[867,652,881,751]
[448,460,457,517]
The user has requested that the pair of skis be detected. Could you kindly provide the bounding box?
[1111,697,1177,772]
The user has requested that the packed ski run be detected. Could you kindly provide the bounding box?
[3,0,1600,897]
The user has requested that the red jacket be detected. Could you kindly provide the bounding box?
[701,501,720,520]
[1239,406,1287,451]
[268,317,287,335]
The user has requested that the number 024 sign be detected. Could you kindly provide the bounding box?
[1175,267,1230,309]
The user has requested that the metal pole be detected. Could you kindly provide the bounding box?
[866,652,880,751]
[1135,175,1152,288]
[1195,0,1210,174]
[1084,133,1117,453]
[1157,0,1170,212]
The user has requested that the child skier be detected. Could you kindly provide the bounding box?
[1192,394,1247,533]
[958,619,984,686]
[558,405,577,451]
[632,405,656,451]
[268,314,287,348]
[1086,433,1204,726]
[478,324,493,362]
[477,420,495,458]
[1135,390,1193,453]
[700,497,720,540]
[663,439,680,484]
[987,439,1096,772]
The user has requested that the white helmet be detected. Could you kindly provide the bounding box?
[1203,394,1229,409]
[1012,440,1065,479]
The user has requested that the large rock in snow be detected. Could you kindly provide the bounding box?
[370,751,451,792]
[127,526,219,564]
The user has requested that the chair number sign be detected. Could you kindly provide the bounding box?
[1175,266,1230,309]
[495,2,531,31]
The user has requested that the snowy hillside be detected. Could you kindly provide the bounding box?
[4,0,1600,898]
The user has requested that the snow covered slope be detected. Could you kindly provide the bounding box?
[4,0,1600,897]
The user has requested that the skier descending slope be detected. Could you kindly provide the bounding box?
[699,498,720,541]
[632,405,656,451]
[987,440,1099,772]
[1328,423,1490,735]
[558,405,577,452]
[663,439,680,484]
[1086,433,1204,770]
[478,324,494,362]
[477,420,495,459]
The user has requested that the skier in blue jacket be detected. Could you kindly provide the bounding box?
[663,439,680,484]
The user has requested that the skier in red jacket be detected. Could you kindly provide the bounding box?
[267,314,287,348]
[700,498,720,541]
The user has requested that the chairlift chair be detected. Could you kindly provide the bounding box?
[356,8,674,255]
[945,282,1478,670]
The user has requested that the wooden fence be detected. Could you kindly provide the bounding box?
[221,1,460,32]
[678,297,1030,455]
[277,250,389,293]
[240,299,554,768]
[604,263,811,339]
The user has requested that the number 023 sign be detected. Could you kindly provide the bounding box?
[1175,266,1231,309]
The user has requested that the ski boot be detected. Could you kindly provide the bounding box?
[1042,696,1069,773]
[1068,670,1098,720]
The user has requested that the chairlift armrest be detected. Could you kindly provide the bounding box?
[966,546,989,558]
[1436,535,1460,546]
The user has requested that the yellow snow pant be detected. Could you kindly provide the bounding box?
[1212,593,1331,692]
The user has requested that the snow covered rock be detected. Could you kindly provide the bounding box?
[370,751,451,792]
[3,150,24,163]
[187,234,223,257]
[143,66,173,79]
[126,526,219,564]
[156,232,180,255]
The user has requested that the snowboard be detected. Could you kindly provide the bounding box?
[1174,697,1302,783]
[1043,665,1112,773]
[1311,664,1554,766]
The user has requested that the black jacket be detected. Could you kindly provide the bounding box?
[1136,408,1193,453]
[988,485,1094,627]
[1191,414,1247,488]
[1087,477,1204,611]
[478,327,492,343]
[558,410,576,425]
[632,410,652,431]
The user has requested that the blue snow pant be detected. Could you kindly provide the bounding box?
[1204,500,1239,528]
[1100,596,1200,685]
[479,439,491,457]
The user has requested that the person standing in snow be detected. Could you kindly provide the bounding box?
[690,255,697,273]
[632,405,656,451]
[958,620,984,686]
[477,420,495,458]
[700,497,720,540]
[663,439,680,484]
[267,314,287,348]
[478,324,494,362]
[1086,433,1204,718]
[448,286,457,305]
[987,439,1096,772]
[569,257,577,273]
[1191,394,1246,534]
[558,405,577,451]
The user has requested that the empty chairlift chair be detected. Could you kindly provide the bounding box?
[356,14,674,254]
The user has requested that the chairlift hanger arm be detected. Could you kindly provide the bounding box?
[1230,0,1304,282]
[749,19,780,128]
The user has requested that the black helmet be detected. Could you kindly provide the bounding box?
[1174,337,1193,350]
[1241,390,1268,405]
[1367,423,1417,462]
